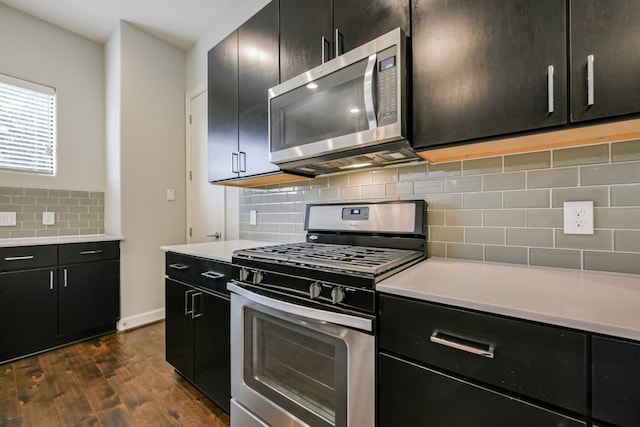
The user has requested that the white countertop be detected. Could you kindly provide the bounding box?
[378,257,640,341]
[161,240,278,263]
[0,234,123,248]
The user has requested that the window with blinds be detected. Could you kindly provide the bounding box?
[0,74,56,175]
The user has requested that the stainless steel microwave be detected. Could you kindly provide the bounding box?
[268,28,420,176]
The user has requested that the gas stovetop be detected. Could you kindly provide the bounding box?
[233,242,423,276]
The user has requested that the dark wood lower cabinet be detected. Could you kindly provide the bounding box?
[166,278,196,380]
[59,260,120,336]
[194,290,231,412]
[0,268,57,361]
[165,253,231,414]
[378,353,586,427]
[592,336,640,427]
[0,241,120,364]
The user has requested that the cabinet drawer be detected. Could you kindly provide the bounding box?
[592,336,640,426]
[166,252,195,283]
[378,294,587,414]
[379,353,586,427]
[0,245,57,271]
[58,241,119,264]
[194,258,235,295]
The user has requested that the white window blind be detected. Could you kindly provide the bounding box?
[0,73,56,175]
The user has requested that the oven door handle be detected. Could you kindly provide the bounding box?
[227,282,373,332]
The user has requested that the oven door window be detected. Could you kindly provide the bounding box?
[270,58,371,152]
[244,307,347,427]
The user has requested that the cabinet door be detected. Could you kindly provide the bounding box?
[379,353,586,427]
[237,0,280,178]
[592,336,640,426]
[333,0,409,55]
[412,0,567,149]
[194,291,231,413]
[570,0,640,122]
[279,0,332,81]
[208,30,239,182]
[165,278,195,381]
[0,269,57,362]
[58,260,119,336]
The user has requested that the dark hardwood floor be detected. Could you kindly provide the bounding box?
[0,321,230,427]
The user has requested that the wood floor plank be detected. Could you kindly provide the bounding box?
[1,321,230,427]
[38,349,95,426]
[0,365,20,423]
[13,357,61,426]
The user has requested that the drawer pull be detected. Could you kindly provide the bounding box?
[201,271,224,280]
[5,255,34,261]
[430,331,495,359]
[80,249,103,255]
[169,263,190,270]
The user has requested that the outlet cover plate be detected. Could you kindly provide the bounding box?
[563,201,594,235]
[43,211,55,225]
[250,210,257,226]
[0,211,17,226]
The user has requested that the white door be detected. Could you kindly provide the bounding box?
[187,88,226,243]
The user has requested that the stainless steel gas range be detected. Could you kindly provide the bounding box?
[227,200,427,427]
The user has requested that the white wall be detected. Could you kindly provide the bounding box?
[185,0,268,91]
[106,21,186,329]
[0,3,105,191]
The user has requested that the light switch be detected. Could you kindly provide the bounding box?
[0,212,17,226]
[166,189,175,201]
[43,212,55,225]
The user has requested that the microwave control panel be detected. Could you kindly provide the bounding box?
[377,46,399,126]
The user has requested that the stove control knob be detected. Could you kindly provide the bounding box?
[252,270,263,285]
[331,287,345,305]
[309,282,322,299]
[239,268,249,281]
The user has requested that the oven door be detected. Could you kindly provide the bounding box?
[228,282,374,427]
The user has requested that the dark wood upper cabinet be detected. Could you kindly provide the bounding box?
[333,0,410,55]
[237,0,280,178]
[279,0,332,82]
[570,0,640,122]
[279,0,409,82]
[208,30,239,182]
[412,0,568,149]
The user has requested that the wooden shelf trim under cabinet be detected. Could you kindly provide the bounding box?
[216,172,312,188]
[418,118,640,164]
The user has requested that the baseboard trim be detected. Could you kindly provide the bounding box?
[117,308,165,331]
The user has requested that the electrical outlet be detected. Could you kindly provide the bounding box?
[563,201,594,235]
[250,210,257,226]
[42,212,55,225]
[0,212,17,226]
[166,189,175,201]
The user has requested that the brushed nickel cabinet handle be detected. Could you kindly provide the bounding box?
[169,264,189,270]
[201,271,224,280]
[5,255,34,261]
[587,54,595,106]
[63,268,68,288]
[192,292,204,319]
[321,36,330,63]
[547,65,554,114]
[184,289,195,315]
[50,270,54,290]
[80,249,103,255]
[430,331,495,359]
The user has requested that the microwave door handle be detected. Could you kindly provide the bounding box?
[363,53,377,130]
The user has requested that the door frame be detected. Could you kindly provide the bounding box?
[186,82,217,243]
